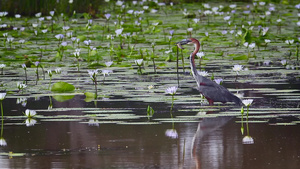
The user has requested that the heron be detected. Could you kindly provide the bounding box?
[176,38,242,106]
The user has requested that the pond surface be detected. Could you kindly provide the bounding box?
[1,79,300,169]
[1,1,300,168]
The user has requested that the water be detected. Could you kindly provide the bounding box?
[1,92,300,169]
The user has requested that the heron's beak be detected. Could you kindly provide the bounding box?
[176,39,192,49]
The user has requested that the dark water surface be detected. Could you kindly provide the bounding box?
[1,93,300,169]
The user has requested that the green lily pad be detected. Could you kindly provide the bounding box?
[51,82,75,92]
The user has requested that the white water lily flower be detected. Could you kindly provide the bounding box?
[285,40,294,45]
[41,29,48,33]
[88,70,98,78]
[116,0,123,6]
[115,28,123,36]
[62,26,70,31]
[197,71,209,77]
[262,27,269,36]
[280,60,287,66]
[7,37,14,43]
[0,64,6,68]
[61,41,67,46]
[187,28,193,32]
[135,59,143,66]
[242,99,253,106]
[233,64,243,74]
[0,138,7,146]
[15,14,21,18]
[0,93,6,101]
[55,68,62,74]
[229,4,237,8]
[32,23,39,28]
[165,86,178,95]
[55,34,64,40]
[214,78,223,85]
[47,70,52,76]
[249,43,256,49]
[105,61,113,67]
[265,39,271,43]
[193,18,200,23]
[224,16,230,21]
[84,40,91,46]
[101,69,113,76]
[165,129,178,139]
[17,82,27,90]
[50,11,55,16]
[25,109,37,118]
[105,13,111,20]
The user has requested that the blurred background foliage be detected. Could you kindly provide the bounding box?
[0,0,291,17]
[0,0,102,16]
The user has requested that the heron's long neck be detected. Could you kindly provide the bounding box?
[190,41,201,81]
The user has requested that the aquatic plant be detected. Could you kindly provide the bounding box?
[17,82,27,92]
[241,99,254,136]
[24,109,37,118]
[232,64,243,81]
[165,86,178,111]
[47,70,53,90]
[0,64,6,75]
[21,64,27,85]
[196,51,205,69]
[135,59,143,74]
[73,48,81,71]
[88,69,99,99]
[146,105,154,120]
[35,61,40,84]
[100,69,112,84]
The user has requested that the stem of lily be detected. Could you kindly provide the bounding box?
[36,67,39,85]
[176,46,179,86]
[1,101,3,137]
[24,69,27,85]
[246,105,250,136]
[171,95,174,111]
[152,57,156,74]
[94,76,98,99]
[241,106,244,135]
[48,76,52,90]
[181,50,185,72]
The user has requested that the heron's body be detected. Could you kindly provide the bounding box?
[178,38,242,106]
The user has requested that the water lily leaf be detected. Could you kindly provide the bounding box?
[51,82,75,92]
[233,55,248,60]
[53,95,75,102]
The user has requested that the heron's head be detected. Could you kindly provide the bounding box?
[176,39,192,49]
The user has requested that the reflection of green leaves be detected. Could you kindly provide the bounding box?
[51,82,75,92]
[84,92,95,102]
[147,105,155,117]
[53,95,75,102]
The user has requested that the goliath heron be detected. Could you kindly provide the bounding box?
[177,38,242,106]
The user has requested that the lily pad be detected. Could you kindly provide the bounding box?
[51,82,75,92]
